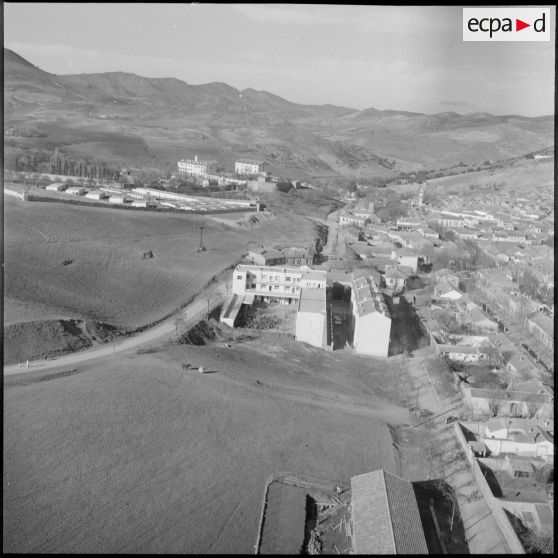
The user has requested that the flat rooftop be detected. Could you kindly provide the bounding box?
[298,287,326,314]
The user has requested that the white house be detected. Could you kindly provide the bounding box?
[108,195,129,204]
[351,276,391,357]
[235,159,267,175]
[434,280,463,300]
[481,418,554,462]
[46,183,66,191]
[85,190,108,200]
[65,186,86,196]
[394,248,418,272]
[339,211,367,227]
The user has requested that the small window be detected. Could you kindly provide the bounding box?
[237,275,243,280]
[274,285,279,290]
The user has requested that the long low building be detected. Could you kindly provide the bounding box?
[295,287,327,348]
[85,190,108,200]
[132,187,252,209]
[351,276,391,357]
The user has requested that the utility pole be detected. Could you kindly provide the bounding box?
[197,224,206,252]
[450,499,456,532]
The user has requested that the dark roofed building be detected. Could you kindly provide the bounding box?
[246,247,286,267]
[351,469,428,555]
[282,246,315,266]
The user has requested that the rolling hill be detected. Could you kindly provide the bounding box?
[4,48,554,179]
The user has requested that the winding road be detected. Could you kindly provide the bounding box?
[4,285,227,376]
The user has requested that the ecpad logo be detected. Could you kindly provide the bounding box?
[463,8,550,41]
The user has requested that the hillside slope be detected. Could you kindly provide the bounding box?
[4,48,554,179]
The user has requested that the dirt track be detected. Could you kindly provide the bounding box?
[4,285,226,376]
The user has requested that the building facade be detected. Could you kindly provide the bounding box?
[235,159,267,175]
[231,264,326,304]
[177,155,217,177]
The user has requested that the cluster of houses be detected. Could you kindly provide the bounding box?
[220,261,392,357]
[175,155,316,195]
[451,403,554,550]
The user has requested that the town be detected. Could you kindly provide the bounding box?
[4,147,554,555]
[3,4,554,556]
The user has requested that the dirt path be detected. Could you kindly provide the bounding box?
[4,284,227,376]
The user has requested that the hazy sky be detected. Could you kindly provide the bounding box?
[4,3,556,116]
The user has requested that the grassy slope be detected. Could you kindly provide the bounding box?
[390,158,554,196]
[5,49,553,180]
[4,336,408,553]
[4,320,92,364]
[3,196,319,329]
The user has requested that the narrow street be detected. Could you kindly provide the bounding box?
[403,346,512,554]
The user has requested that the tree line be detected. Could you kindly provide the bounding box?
[13,148,122,182]
[48,148,121,181]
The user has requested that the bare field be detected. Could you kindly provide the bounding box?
[3,295,69,326]
[3,336,407,553]
[4,197,313,329]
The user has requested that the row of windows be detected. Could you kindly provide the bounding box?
[247,283,300,293]
[260,275,300,282]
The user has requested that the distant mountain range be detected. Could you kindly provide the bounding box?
[4,48,554,180]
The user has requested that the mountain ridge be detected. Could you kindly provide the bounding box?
[4,48,554,179]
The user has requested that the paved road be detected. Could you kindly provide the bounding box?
[4,286,227,376]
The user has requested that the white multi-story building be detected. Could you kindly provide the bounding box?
[177,155,217,177]
[231,264,326,304]
[351,276,391,357]
[235,159,267,175]
[226,264,327,347]
[433,213,465,228]
[295,287,328,348]
[339,211,367,227]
